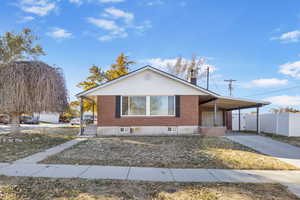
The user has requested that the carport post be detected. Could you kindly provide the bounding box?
[256,106,260,134]
[223,110,226,126]
[238,108,241,132]
[213,101,217,126]
[80,97,84,136]
[92,101,95,124]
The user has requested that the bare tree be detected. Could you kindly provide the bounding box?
[166,57,188,79]
[270,107,300,113]
[167,56,213,82]
[0,61,68,134]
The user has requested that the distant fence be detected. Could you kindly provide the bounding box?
[232,112,300,137]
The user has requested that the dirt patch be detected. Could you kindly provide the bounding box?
[0,176,298,200]
[41,136,298,170]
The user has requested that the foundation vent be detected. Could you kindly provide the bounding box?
[168,127,177,132]
[119,127,130,134]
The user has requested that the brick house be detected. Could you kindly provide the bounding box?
[76,66,269,136]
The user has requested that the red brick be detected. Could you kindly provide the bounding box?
[97,95,200,126]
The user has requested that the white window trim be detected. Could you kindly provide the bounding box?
[121,95,176,117]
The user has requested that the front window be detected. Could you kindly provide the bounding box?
[122,96,146,116]
[150,96,175,115]
[121,96,175,116]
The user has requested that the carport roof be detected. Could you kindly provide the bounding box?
[201,96,270,110]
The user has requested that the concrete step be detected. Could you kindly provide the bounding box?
[82,125,97,137]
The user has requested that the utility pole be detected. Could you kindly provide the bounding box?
[224,79,236,96]
[206,67,209,90]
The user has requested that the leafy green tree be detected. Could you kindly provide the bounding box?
[0,28,45,65]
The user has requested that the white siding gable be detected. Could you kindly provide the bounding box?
[87,69,209,96]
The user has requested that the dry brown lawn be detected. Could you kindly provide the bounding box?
[260,132,300,148]
[0,176,298,200]
[41,136,298,170]
[0,127,78,162]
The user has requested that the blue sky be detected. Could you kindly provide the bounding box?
[1,0,300,111]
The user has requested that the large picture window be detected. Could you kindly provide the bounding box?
[121,96,175,116]
[150,96,175,116]
[122,96,146,116]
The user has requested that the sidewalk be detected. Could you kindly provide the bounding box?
[13,138,86,164]
[1,163,300,184]
[226,135,300,168]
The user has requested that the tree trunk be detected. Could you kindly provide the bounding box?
[10,113,20,134]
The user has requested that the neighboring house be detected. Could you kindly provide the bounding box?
[76,66,269,136]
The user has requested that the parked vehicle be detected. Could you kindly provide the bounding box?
[59,116,71,123]
[70,118,80,125]
[70,116,95,125]
[20,116,39,124]
[0,115,9,124]
[83,115,94,124]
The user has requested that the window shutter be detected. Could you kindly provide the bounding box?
[175,95,180,117]
[115,96,121,118]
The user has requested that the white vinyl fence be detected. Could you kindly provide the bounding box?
[233,112,300,137]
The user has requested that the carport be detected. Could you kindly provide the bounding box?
[200,96,270,133]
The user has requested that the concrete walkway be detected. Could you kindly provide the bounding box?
[14,138,86,164]
[226,135,300,168]
[0,163,300,184]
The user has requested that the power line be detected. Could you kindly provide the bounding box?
[224,79,236,96]
[243,85,300,98]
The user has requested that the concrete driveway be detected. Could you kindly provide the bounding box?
[226,135,300,168]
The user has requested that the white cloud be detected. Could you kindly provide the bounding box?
[245,78,288,87]
[98,35,113,41]
[88,6,151,41]
[135,20,152,34]
[98,31,128,41]
[264,95,300,106]
[87,18,121,31]
[279,60,300,78]
[272,30,300,43]
[142,57,216,72]
[147,0,164,6]
[103,7,134,23]
[19,0,56,16]
[18,16,35,23]
[100,0,125,3]
[143,58,181,68]
[87,17,127,40]
[47,28,73,38]
[69,0,83,4]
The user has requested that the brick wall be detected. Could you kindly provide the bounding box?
[97,95,200,126]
